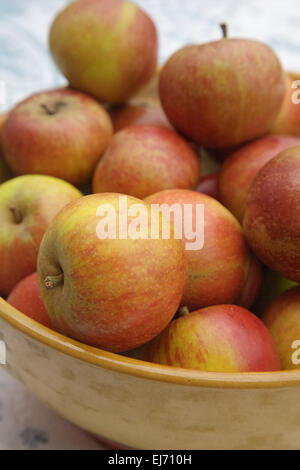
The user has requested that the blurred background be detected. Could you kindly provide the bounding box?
[0,0,300,113]
[0,0,299,450]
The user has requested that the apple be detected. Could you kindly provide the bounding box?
[0,112,12,184]
[195,172,219,200]
[159,25,285,148]
[49,0,158,104]
[270,74,300,136]
[145,305,280,372]
[111,102,173,132]
[1,88,113,186]
[254,268,297,316]
[262,286,300,370]
[145,189,261,310]
[0,175,82,296]
[7,273,54,329]
[37,193,187,352]
[219,135,300,222]
[244,145,300,282]
[93,125,201,199]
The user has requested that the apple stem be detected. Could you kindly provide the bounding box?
[44,274,64,289]
[220,23,228,39]
[9,206,22,224]
[178,306,190,317]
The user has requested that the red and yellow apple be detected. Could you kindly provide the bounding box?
[219,135,300,222]
[244,146,300,282]
[145,189,261,310]
[49,0,158,104]
[0,112,12,184]
[37,193,186,352]
[262,286,300,370]
[0,175,82,296]
[2,88,113,186]
[93,125,201,199]
[159,29,285,148]
[145,305,280,372]
[111,102,173,132]
[270,75,300,136]
[7,272,54,329]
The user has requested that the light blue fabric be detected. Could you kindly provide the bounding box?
[0,0,299,113]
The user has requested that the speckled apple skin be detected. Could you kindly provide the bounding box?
[0,175,82,296]
[145,189,258,310]
[7,273,54,330]
[2,88,113,186]
[270,76,300,136]
[262,286,300,370]
[93,125,200,199]
[146,305,280,372]
[219,135,300,223]
[49,0,158,104]
[244,146,300,282]
[159,39,285,148]
[37,193,187,353]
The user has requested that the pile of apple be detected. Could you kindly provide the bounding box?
[1,0,300,373]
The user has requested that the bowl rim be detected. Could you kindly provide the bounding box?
[1,297,300,390]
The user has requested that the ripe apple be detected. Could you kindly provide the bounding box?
[93,125,201,199]
[37,193,186,352]
[219,135,300,222]
[195,172,219,199]
[159,26,285,148]
[262,286,300,370]
[145,189,261,310]
[145,305,280,372]
[244,146,300,282]
[111,102,173,132]
[0,112,12,184]
[2,88,113,186]
[7,273,54,329]
[270,75,300,136]
[49,0,158,104]
[0,175,82,296]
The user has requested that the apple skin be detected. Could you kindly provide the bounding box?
[111,102,173,132]
[2,88,113,186]
[0,175,82,296]
[49,0,158,104]
[195,172,219,200]
[145,189,260,310]
[37,193,187,353]
[219,135,300,223]
[270,75,300,136]
[7,273,54,329]
[262,286,300,370]
[93,125,201,199]
[159,39,285,148]
[244,146,300,282]
[145,305,280,372]
[0,112,12,184]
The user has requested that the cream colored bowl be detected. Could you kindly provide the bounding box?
[1,297,300,450]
